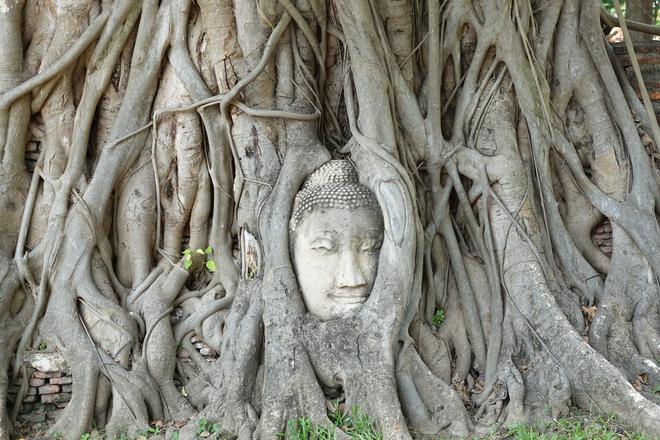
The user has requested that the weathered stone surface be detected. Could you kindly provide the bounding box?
[25,352,68,373]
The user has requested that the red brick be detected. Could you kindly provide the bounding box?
[29,378,46,387]
[49,376,72,385]
[41,393,71,404]
[38,384,60,395]
[33,371,62,379]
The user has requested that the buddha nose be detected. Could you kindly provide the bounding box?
[336,249,366,289]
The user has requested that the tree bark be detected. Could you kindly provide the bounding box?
[0,1,659,439]
[626,0,655,41]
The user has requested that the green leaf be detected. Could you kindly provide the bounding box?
[432,308,446,327]
[183,249,191,256]
[183,259,193,270]
[195,248,205,255]
[204,246,213,255]
[205,260,217,273]
[197,418,209,435]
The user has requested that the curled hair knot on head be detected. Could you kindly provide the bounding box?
[289,160,382,234]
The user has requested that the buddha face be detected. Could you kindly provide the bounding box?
[293,207,383,320]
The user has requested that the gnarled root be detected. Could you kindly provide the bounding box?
[200,279,263,439]
[590,225,660,386]
[304,313,410,439]
[131,264,194,421]
[0,266,23,440]
[397,344,472,437]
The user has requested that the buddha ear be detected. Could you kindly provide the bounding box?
[378,179,408,248]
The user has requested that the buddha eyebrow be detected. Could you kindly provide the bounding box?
[312,230,339,236]
[308,233,338,243]
[310,235,335,241]
[309,236,337,247]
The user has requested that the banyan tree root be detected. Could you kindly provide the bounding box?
[0,0,659,439]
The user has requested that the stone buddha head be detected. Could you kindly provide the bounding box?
[290,160,384,321]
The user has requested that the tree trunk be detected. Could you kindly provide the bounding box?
[0,0,659,439]
[626,0,655,41]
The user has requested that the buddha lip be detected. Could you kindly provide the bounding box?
[330,290,368,302]
[333,296,367,304]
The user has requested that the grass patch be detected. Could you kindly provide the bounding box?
[282,404,382,439]
[469,411,650,440]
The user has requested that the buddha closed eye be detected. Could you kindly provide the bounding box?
[290,160,384,321]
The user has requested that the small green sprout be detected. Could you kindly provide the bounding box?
[183,249,193,270]
[432,308,446,327]
[194,417,222,438]
[196,417,209,435]
[183,247,216,273]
